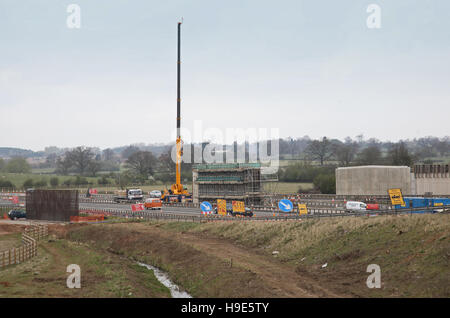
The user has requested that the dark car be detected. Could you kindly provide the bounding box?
[8,209,26,220]
[213,202,253,217]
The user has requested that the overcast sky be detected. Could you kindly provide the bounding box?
[1,0,449,151]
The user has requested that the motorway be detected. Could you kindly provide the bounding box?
[80,202,280,218]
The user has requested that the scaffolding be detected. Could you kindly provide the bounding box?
[192,163,265,205]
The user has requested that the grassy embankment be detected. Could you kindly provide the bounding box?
[1,214,449,297]
[66,214,450,297]
[0,224,170,298]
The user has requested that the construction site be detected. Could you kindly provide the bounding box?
[192,163,264,205]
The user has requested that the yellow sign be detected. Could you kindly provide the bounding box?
[217,199,227,215]
[298,204,308,215]
[388,188,405,206]
[232,201,245,213]
[434,202,443,207]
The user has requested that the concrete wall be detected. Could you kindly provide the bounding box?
[192,170,199,204]
[412,164,450,195]
[415,178,450,195]
[336,166,412,196]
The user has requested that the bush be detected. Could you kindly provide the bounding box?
[23,178,34,189]
[0,180,15,189]
[5,157,31,173]
[313,174,336,194]
[98,175,110,185]
[63,178,73,186]
[74,176,88,186]
[50,177,59,187]
[279,163,334,183]
[34,179,48,188]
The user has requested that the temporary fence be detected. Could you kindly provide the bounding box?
[79,205,450,224]
[0,224,48,268]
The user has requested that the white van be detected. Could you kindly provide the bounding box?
[149,190,162,198]
[345,201,367,212]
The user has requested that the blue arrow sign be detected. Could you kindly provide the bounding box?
[200,201,212,212]
[278,199,293,212]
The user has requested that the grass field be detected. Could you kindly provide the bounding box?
[0,225,170,298]
[1,171,312,194]
[263,182,314,193]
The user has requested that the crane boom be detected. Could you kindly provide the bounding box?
[162,20,191,202]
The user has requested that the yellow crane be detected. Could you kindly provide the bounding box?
[162,20,191,202]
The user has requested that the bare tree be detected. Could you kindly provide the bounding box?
[125,151,157,180]
[389,141,413,166]
[305,137,334,165]
[56,156,72,175]
[357,145,383,165]
[333,138,359,166]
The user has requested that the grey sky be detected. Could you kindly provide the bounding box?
[1,0,449,151]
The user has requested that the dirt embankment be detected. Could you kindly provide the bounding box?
[64,214,450,298]
[2,214,449,298]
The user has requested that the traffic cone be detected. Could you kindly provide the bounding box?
[3,213,7,219]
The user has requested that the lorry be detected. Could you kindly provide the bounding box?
[113,188,144,203]
[393,197,450,213]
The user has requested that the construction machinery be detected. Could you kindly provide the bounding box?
[161,20,192,203]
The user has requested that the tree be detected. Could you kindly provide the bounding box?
[5,157,31,173]
[304,137,334,165]
[357,145,383,165]
[389,142,413,166]
[313,174,336,194]
[56,156,73,175]
[333,139,359,166]
[125,151,157,180]
[65,147,94,175]
[0,158,4,171]
[102,148,116,161]
[87,161,101,177]
[121,145,140,160]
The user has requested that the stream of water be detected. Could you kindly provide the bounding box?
[137,262,192,298]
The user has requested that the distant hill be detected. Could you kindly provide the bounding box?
[0,147,39,158]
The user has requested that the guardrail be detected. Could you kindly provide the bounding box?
[79,205,450,224]
[0,224,48,268]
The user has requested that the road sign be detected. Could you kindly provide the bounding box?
[232,201,245,213]
[298,203,308,215]
[89,189,98,195]
[131,203,144,212]
[200,201,212,213]
[278,199,293,212]
[217,199,227,215]
[388,188,405,206]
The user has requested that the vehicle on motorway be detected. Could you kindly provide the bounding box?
[149,190,162,198]
[144,198,162,210]
[345,201,367,212]
[8,209,26,220]
[394,197,450,213]
[113,188,143,203]
[213,202,253,217]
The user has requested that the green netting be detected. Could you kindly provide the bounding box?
[194,163,261,170]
